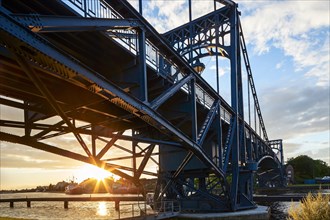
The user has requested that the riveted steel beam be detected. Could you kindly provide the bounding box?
[157,151,194,200]
[150,74,194,110]
[216,0,235,7]
[97,134,181,147]
[96,131,124,160]
[11,14,142,33]
[135,144,155,179]
[12,53,93,157]
[197,100,220,146]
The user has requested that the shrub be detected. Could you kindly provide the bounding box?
[287,192,330,220]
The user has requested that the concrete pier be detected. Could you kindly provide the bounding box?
[175,206,270,220]
[64,200,69,209]
[115,201,120,211]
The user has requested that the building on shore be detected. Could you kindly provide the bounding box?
[286,164,294,184]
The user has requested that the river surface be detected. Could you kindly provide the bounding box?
[258,188,330,220]
[1,189,329,220]
[0,192,151,220]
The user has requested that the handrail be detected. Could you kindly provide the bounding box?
[116,199,180,219]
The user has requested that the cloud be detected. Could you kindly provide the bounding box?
[143,0,189,33]
[276,61,284,70]
[209,65,227,77]
[128,1,329,87]
[283,142,301,154]
[239,1,330,87]
[129,0,215,33]
[0,140,82,168]
[294,147,330,165]
[0,132,134,170]
[261,85,329,140]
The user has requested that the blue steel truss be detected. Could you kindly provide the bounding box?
[0,0,285,212]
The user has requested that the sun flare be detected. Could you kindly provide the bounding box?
[75,164,111,182]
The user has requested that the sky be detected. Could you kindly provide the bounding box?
[0,0,329,190]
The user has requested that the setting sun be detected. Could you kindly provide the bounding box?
[75,164,112,182]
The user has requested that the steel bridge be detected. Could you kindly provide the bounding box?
[0,0,285,212]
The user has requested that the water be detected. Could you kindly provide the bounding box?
[259,188,330,220]
[0,192,151,220]
[1,190,329,219]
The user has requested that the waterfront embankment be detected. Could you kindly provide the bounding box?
[0,217,32,220]
[255,185,330,220]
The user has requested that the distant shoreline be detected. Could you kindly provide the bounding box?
[0,191,61,194]
[0,217,32,220]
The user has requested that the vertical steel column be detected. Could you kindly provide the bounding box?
[215,28,220,93]
[189,0,192,22]
[229,5,239,210]
[247,134,254,201]
[188,0,193,64]
[92,125,96,157]
[24,101,31,137]
[139,0,143,15]
[138,28,148,102]
[247,130,253,162]
[254,103,257,132]
[191,78,197,141]
[279,140,284,165]
[213,1,221,92]
[132,130,137,177]
[217,105,223,169]
[236,25,246,165]
[280,140,285,186]
[247,69,252,162]
[83,0,87,17]
[248,75,251,126]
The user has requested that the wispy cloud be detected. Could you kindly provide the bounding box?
[127,0,215,33]
[129,0,329,87]
[275,60,284,69]
[240,0,330,87]
[209,65,227,77]
[262,85,329,140]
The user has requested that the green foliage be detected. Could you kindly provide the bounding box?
[287,192,330,220]
[287,155,330,183]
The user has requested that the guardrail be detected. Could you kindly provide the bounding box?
[115,200,180,219]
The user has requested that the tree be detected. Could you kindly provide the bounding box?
[287,155,330,183]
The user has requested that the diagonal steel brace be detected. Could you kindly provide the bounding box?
[12,53,93,157]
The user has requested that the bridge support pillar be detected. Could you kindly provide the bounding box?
[115,201,120,211]
[64,200,68,209]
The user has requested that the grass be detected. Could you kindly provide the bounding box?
[287,192,330,220]
[288,183,330,187]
